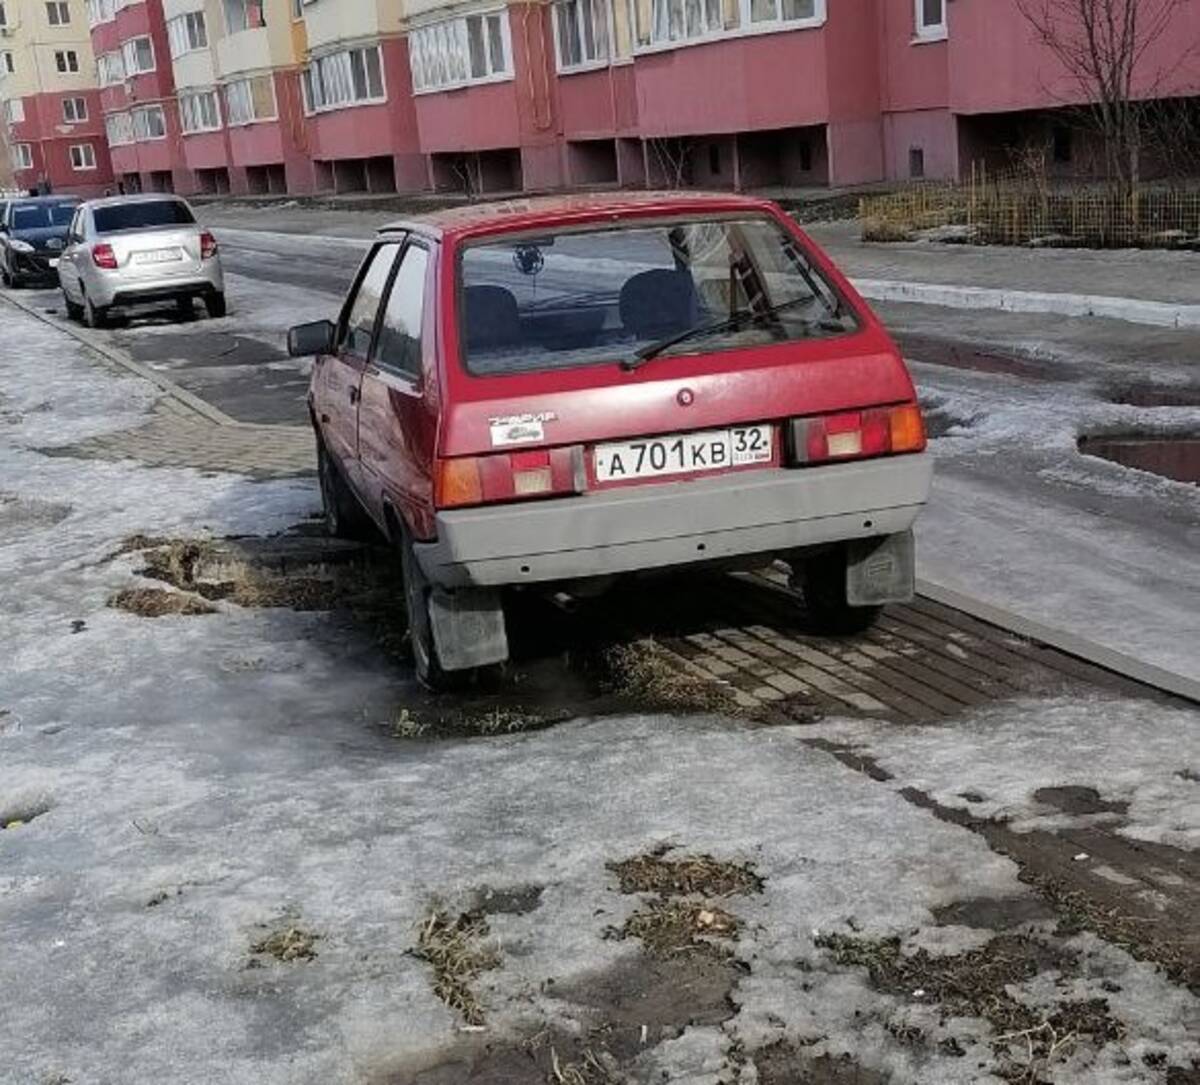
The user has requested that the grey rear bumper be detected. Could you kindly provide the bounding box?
[415,453,932,588]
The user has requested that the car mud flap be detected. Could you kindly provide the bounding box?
[428,587,509,671]
[846,529,915,606]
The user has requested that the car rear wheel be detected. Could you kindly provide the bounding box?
[317,439,372,541]
[62,289,83,322]
[0,264,10,287]
[793,548,882,635]
[82,289,107,329]
[399,526,470,692]
[205,292,227,319]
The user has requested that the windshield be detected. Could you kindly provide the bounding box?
[94,200,195,233]
[11,203,78,230]
[459,216,858,377]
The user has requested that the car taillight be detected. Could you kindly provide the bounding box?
[788,403,926,466]
[92,243,118,269]
[435,448,582,509]
[200,231,218,259]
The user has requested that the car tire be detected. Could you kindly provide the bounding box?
[317,439,373,541]
[82,290,107,329]
[0,263,10,287]
[793,548,882,636]
[399,525,470,693]
[205,292,227,319]
[62,289,83,322]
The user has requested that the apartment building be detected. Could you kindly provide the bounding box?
[12,0,1200,199]
[1,0,113,195]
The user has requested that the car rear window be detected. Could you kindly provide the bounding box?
[458,216,858,377]
[93,200,195,234]
[11,203,78,229]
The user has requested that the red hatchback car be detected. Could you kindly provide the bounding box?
[289,193,931,689]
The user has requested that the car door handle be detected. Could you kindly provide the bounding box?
[349,386,360,404]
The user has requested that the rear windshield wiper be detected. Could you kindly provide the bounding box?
[620,296,822,372]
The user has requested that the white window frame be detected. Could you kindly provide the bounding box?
[409,10,513,94]
[104,110,133,145]
[179,88,221,133]
[46,1,71,25]
[552,0,612,73]
[223,74,277,126]
[122,35,156,75]
[6,96,24,123]
[62,95,88,122]
[913,0,946,41]
[87,0,114,25]
[168,10,208,58]
[70,143,96,169]
[300,45,387,114]
[55,49,81,72]
[12,142,32,169]
[131,103,166,140]
[633,0,824,54]
[223,0,264,34]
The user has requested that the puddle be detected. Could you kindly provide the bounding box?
[899,335,1066,381]
[1077,433,1200,485]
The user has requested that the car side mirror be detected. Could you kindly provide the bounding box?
[288,319,335,357]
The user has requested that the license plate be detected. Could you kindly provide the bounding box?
[594,424,772,483]
[133,248,182,265]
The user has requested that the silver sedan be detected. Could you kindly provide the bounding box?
[58,195,226,328]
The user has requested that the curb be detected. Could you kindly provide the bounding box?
[916,577,1200,705]
[855,278,1200,330]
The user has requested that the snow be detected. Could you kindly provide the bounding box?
[2,297,1198,1084]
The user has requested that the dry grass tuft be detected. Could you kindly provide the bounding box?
[607,849,763,898]
[415,909,501,1025]
[861,218,915,243]
[108,587,216,618]
[548,1046,624,1085]
[609,898,740,958]
[602,639,740,715]
[251,925,320,963]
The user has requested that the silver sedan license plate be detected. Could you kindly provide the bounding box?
[133,248,182,265]
[594,424,772,483]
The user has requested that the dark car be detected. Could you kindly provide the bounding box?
[0,196,82,288]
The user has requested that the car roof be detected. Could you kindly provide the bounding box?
[11,195,80,205]
[379,190,785,243]
[83,194,190,210]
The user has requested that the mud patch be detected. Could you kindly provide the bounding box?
[473,884,544,916]
[933,895,1055,931]
[1034,785,1129,816]
[414,909,501,1026]
[899,335,1066,382]
[1105,382,1200,408]
[754,1044,888,1085]
[109,587,217,617]
[1077,432,1200,485]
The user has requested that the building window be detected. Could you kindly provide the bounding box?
[87,0,114,25]
[291,0,302,17]
[0,51,12,75]
[131,103,166,140]
[909,146,925,178]
[633,0,821,49]
[105,110,133,145]
[914,0,945,39]
[12,142,32,170]
[553,0,610,70]
[62,96,88,122]
[0,3,7,27]
[46,1,70,24]
[223,0,265,33]
[224,74,276,125]
[410,11,511,93]
[122,36,155,74]
[301,46,385,113]
[70,143,96,169]
[179,89,220,132]
[55,49,80,72]
[98,51,125,84]
[5,97,23,123]
[168,10,208,57]
[1053,124,1073,164]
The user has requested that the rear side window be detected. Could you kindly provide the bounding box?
[341,242,400,360]
[374,244,428,378]
[11,202,77,229]
[93,200,195,233]
[459,216,857,377]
